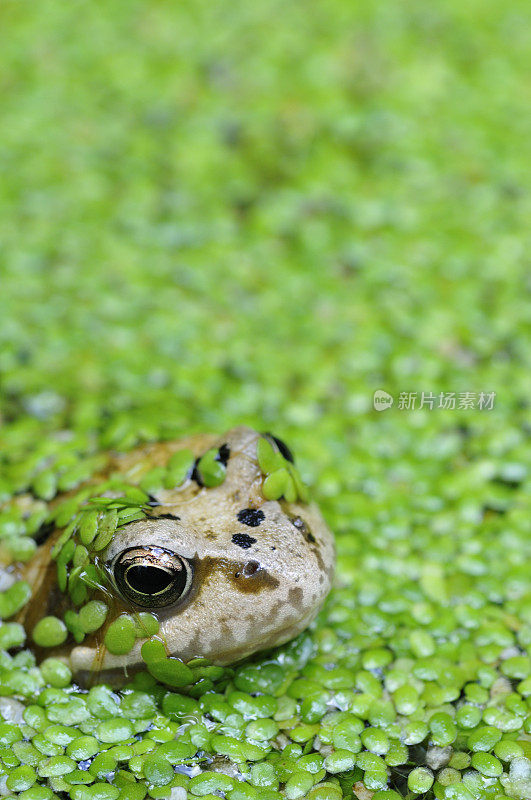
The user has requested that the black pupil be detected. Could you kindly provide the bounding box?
[126,565,175,596]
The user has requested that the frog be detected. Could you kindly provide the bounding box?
[8,426,335,684]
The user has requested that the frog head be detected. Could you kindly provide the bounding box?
[22,426,336,682]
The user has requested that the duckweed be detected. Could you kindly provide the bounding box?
[0,622,26,649]
[31,617,68,648]
[360,727,390,755]
[19,788,53,800]
[258,438,308,503]
[66,737,101,761]
[95,719,134,744]
[144,657,194,687]
[134,614,160,638]
[245,718,279,741]
[429,713,457,746]
[189,772,234,795]
[470,752,504,777]
[37,756,77,777]
[103,616,136,656]
[1,1,530,798]
[323,751,356,773]
[195,449,227,488]
[262,469,291,502]
[407,767,434,794]
[467,725,503,752]
[0,582,32,618]
[6,766,38,793]
[78,601,108,635]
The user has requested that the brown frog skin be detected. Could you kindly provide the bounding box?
[18,426,336,682]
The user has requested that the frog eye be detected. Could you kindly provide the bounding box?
[112,547,193,608]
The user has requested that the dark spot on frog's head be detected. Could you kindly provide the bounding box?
[289,515,316,543]
[237,508,265,527]
[264,432,294,463]
[232,533,257,549]
[217,443,231,466]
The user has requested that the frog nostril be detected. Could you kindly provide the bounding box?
[112,546,193,608]
[242,560,260,577]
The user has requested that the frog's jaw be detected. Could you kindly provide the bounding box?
[62,599,322,686]
[174,603,322,665]
[66,639,145,678]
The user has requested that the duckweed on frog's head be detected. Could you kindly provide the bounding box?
[6,426,335,682]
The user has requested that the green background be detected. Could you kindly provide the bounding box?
[0,1,530,798]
